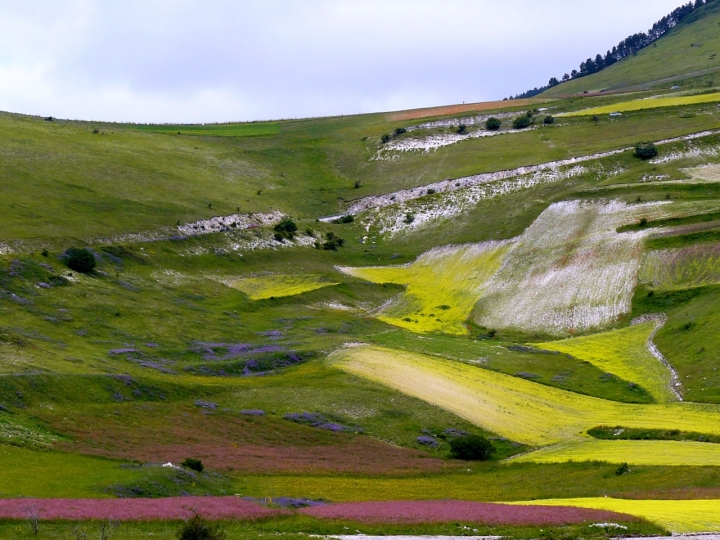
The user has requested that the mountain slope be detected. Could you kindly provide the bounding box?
[543,0,720,96]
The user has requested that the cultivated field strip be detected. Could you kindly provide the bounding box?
[534,322,676,403]
[330,346,720,447]
[338,241,510,335]
[516,497,720,534]
[474,200,659,335]
[228,274,338,300]
[564,91,720,117]
[641,243,720,290]
[509,439,720,467]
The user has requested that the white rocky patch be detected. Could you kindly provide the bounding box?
[177,211,283,236]
[360,164,591,237]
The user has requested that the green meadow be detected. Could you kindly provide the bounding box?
[6,12,720,532]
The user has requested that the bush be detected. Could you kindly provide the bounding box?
[615,462,630,476]
[332,215,354,224]
[449,434,494,460]
[65,248,96,273]
[394,127,407,136]
[512,116,532,129]
[177,514,225,540]
[457,124,467,134]
[635,142,658,160]
[181,458,204,473]
[543,115,555,125]
[274,217,298,240]
[485,117,502,131]
[381,134,391,144]
[321,232,345,251]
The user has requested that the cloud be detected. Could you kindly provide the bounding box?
[0,0,685,122]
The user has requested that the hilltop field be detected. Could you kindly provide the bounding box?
[5,7,720,537]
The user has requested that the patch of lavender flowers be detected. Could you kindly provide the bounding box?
[416,436,439,447]
[240,410,265,416]
[283,412,362,433]
[194,400,218,410]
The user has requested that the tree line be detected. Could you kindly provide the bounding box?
[508,0,711,100]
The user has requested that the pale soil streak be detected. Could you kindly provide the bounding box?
[325,128,720,221]
[632,314,683,401]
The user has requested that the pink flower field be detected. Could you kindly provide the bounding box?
[0,497,281,521]
[301,500,635,525]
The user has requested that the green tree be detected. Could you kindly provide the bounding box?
[635,142,658,160]
[486,117,502,130]
[65,248,96,273]
[512,116,532,129]
[449,434,495,460]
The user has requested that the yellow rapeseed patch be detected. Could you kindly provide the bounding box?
[228,274,338,300]
[535,322,675,403]
[330,346,720,447]
[517,497,720,534]
[339,241,510,335]
[564,91,720,117]
[509,439,720,467]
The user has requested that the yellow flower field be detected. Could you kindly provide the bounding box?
[517,497,720,534]
[509,439,720,467]
[564,91,720,117]
[339,241,510,335]
[535,322,675,403]
[228,274,338,300]
[330,346,720,447]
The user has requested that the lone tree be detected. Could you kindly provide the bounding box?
[486,117,502,131]
[449,434,495,461]
[65,248,96,273]
[635,142,658,160]
[512,115,532,129]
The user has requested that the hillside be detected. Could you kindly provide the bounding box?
[4,66,720,536]
[543,0,720,96]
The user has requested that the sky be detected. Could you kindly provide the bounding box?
[0,0,685,123]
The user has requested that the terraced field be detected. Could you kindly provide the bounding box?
[330,346,720,447]
[339,242,510,334]
[565,92,720,117]
[534,322,676,403]
[228,274,338,300]
[510,439,720,467]
[519,498,720,534]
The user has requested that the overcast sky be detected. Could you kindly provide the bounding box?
[0,0,684,123]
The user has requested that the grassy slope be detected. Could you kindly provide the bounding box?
[543,0,720,96]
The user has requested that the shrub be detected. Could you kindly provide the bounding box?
[65,248,96,273]
[485,117,502,130]
[274,217,298,240]
[615,462,630,476]
[512,116,532,129]
[635,142,658,160]
[394,127,407,136]
[181,458,204,473]
[449,434,494,460]
[177,514,225,540]
[404,213,415,224]
[333,215,354,224]
[457,124,467,134]
[381,134,391,144]
[322,232,345,251]
[543,115,555,125]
